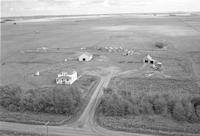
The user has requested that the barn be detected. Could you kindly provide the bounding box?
[78,52,93,61]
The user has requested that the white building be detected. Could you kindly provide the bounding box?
[78,52,93,62]
[143,54,156,64]
[143,54,162,70]
[56,70,77,85]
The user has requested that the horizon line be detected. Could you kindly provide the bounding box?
[1,11,200,18]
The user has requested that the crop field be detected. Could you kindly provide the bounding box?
[108,77,200,95]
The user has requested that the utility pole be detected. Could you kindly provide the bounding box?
[125,81,127,96]
[45,121,49,136]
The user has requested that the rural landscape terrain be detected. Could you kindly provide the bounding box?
[1,12,200,136]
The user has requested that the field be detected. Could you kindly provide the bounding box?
[1,14,200,134]
[96,77,200,135]
[1,15,200,88]
[108,77,200,96]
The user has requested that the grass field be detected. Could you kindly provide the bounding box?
[1,14,200,88]
[1,14,200,133]
[108,77,200,95]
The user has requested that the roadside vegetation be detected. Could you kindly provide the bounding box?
[0,85,81,114]
[97,77,200,135]
[99,90,200,122]
[0,75,99,125]
[0,130,45,136]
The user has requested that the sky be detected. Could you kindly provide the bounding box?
[1,0,200,17]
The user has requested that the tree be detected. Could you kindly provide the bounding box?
[0,84,22,111]
[172,101,187,121]
[152,96,168,115]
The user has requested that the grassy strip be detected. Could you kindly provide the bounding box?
[0,130,47,136]
[0,108,69,125]
[96,113,200,136]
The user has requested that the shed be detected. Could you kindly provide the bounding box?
[78,52,93,62]
[34,71,40,76]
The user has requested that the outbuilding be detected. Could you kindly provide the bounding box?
[143,54,156,64]
[78,52,93,62]
[143,54,163,70]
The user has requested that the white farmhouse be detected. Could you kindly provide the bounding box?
[56,70,77,85]
[78,52,93,62]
